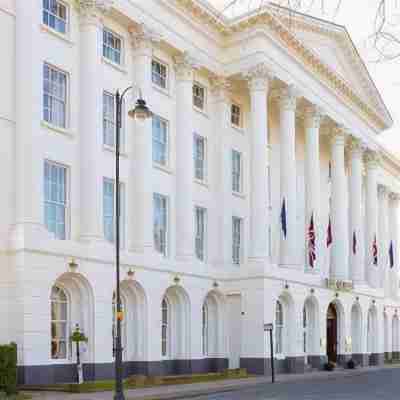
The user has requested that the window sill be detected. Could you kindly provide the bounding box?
[41,120,74,138]
[232,191,246,199]
[103,145,128,158]
[193,106,209,118]
[152,84,171,98]
[40,24,74,46]
[49,359,73,365]
[154,163,173,175]
[194,179,209,188]
[231,124,245,134]
[102,57,127,74]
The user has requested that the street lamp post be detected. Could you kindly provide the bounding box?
[114,87,152,400]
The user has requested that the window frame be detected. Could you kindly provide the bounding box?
[193,82,206,112]
[193,133,207,183]
[102,27,123,66]
[195,206,207,262]
[102,91,125,151]
[231,103,242,128]
[152,58,169,91]
[152,115,169,167]
[50,285,69,361]
[231,149,243,194]
[42,0,68,35]
[153,193,169,257]
[43,63,68,129]
[232,216,242,265]
[44,160,69,240]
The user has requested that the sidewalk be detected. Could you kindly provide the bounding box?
[26,364,400,400]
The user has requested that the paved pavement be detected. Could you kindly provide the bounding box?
[26,365,400,400]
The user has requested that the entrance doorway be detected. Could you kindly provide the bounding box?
[326,303,338,362]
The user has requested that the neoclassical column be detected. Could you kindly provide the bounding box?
[174,52,198,262]
[378,184,389,291]
[247,64,272,263]
[276,85,299,267]
[389,193,400,298]
[348,137,365,284]
[304,105,323,270]
[78,1,111,242]
[329,125,348,280]
[210,77,232,266]
[128,24,160,254]
[364,149,380,287]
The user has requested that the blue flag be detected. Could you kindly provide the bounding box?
[281,198,287,239]
[389,240,394,269]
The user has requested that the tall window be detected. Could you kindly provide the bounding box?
[194,134,206,181]
[154,193,168,256]
[232,216,242,265]
[161,298,169,357]
[43,0,67,34]
[202,303,209,356]
[43,63,67,128]
[152,59,168,89]
[103,91,125,148]
[231,104,241,127]
[51,286,68,359]
[195,207,207,261]
[103,178,125,246]
[193,83,205,110]
[103,28,122,65]
[232,150,242,193]
[112,293,126,360]
[152,116,168,166]
[275,300,283,354]
[44,161,67,240]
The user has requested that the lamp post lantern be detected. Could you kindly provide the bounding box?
[114,87,151,400]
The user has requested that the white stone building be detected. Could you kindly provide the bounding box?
[1,0,400,384]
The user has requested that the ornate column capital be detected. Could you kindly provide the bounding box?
[129,23,162,53]
[347,136,366,157]
[364,149,381,169]
[245,63,273,92]
[303,105,324,129]
[78,0,113,24]
[173,51,200,82]
[209,75,231,103]
[272,84,300,111]
[329,124,347,146]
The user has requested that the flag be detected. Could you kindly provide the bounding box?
[326,217,332,247]
[280,198,287,239]
[352,231,357,255]
[389,240,394,269]
[308,213,316,268]
[372,235,378,266]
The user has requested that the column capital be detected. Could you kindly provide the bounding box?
[78,0,113,24]
[364,149,381,169]
[209,75,231,102]
[303,105,324,129]
[329,124,347,146]
[273,85,300,111]
[347,136,366,157]
[129,23,162,54]
[174,51,200,82]
[245,63,273,92]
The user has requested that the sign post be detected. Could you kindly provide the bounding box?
[264,323,275,383]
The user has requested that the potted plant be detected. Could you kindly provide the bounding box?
[347,359,356,369]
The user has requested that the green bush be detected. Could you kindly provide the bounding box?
[0,343,17,395]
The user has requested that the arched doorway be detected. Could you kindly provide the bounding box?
[327,303,338,362]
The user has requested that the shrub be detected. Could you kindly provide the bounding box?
[347,359,356,369]
[0,343,17,395]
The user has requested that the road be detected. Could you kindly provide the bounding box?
[183,368,400,400]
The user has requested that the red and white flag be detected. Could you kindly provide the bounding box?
[372,234,378,266]
[308,213,316,268]
[326,217,332,248]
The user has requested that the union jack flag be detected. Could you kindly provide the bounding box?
[308,213,316,268]
[372,234,378,266]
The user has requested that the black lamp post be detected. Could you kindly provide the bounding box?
[114,87,152,400]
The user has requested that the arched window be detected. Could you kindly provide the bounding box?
[202,304,209,356]
[51,286,68,360]
[275,300,283,355]
[161,298,169,357]
[112,293,127,360]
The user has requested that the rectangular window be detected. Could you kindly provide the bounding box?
[194,134,206,181]
[152,115,168,166]
[103,178,125,246]
[43,0,67,34]
[152,59,168,89]
[43,63,67,128]
[232,150,242,193]
[232,216,242,265]
[195,207,207,261]
[231,103,241,127]
[154,193,168,256]
[103,28,122,65]
[193,83,205,110]
[103,92,115,147]
[44,161,67,240]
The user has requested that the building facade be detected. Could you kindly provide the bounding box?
[1,0,400,384]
